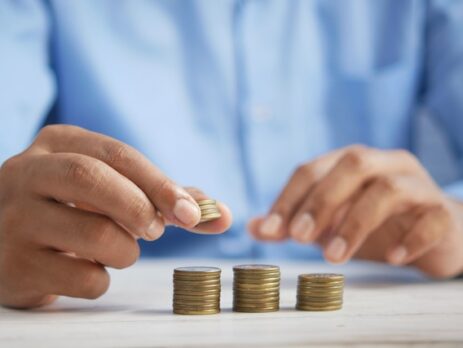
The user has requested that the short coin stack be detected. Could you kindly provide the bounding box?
[197,199,222,224]
[296,273,344,311]
[233,264,280,313]
[173,267,221,315]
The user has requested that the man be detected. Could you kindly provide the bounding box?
[1,1,462,309]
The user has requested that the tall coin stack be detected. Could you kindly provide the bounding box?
[233,264,280,313]
[296,273,344,311]
[197,199,222,223]
[173,267,221,315]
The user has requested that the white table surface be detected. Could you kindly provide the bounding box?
[0,259,462,348]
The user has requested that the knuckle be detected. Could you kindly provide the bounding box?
[184,186,204,197]
[413,229,435,246]
[341,146,369,170]
[127,196,152,222]
[0,155,22,178]
[394,149,418,164]
[37,124,77,143]
[345,215,364,236]
[102,143,132,167]
[0,156,25,198]
[91,219,116,247]
[80,267,110,299]
[150,177,173,201]
[293,164,314,180]
[273,202,293,216]
[37,124,60,139]
[374,176,399,194]
[63,157,102,189]
[311,192,334,213]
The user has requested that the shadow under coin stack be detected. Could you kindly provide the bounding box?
[173,267,221,315]
[296,273,344,311]
[197,199,222,223]
[233,264,280,313]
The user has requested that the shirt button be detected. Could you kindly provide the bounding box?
[250,104,273,123]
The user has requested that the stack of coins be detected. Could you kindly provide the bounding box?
[233,264,280,313]
[173,267,221,315]
[296,273,344,311]
[197,199,222,223]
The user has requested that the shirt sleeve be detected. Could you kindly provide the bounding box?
[0,0,55,165]
[423,0,463,200]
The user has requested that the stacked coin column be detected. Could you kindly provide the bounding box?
[296,273,344,311]
[197,199,221,223]
[173,267,221,315]
[233,264,280,313]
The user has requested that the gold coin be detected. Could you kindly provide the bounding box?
[173,297,220,303]
[296,304,342,311]
[197,199,217,206]
[297,280,344,287]
[233,274,280,283]
[234,289,280,294]
[233,307,279,313]
[200,212,222,218]
[296,298,343,305]
[199,203,218,208]
[233,296,280,303]
[297,288,344,295]
[297,283,344,290]
[199,203,219,208]
[174,278,220,285]
[233,264,279,272]
[199,213,222,222]
[234,282,281,287]
[173,302,220,309]
[174,287,221,293]
[233,288,280,294]
[298,273,344,282]
[199,208,220,215]
[233,293,280,299]
[233,305,279,311]
[173,289,221,296]
[174,266,221,274]
[173,308,220,315]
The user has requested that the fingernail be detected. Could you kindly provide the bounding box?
[259,213,282,237]
[389,246,407,265]
[144,220,161,241]
[290,213,315,241]
[325,236,347,262]
[173,198,200,226]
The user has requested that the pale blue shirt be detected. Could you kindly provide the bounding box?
[1,0,463,259]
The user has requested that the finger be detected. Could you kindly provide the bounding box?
[25,200,141,269]
[35,251,110,300]
[290,146,419,243]
[386,205,449,265]
[247,216,287,241]
[183,187,232,234]
[26,153,164,241]
[34,125,201,227]
[257,149,346,240]
[247,217,262,239]
[324,175,434,263]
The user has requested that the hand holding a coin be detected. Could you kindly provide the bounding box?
[249,145,463,278]
[0,125,232,308]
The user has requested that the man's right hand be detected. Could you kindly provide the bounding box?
[0,125,232,308]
